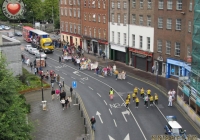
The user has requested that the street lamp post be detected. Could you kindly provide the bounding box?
[156,62,158,84]
[40,55,44,101]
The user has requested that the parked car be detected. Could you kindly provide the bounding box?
[25,45,32,51]
[4,26,10,30]
[15,31,22,36]
[29,48,38,55]
[35,51,47,59]
[0,26,3,30]
[7,32,14,38]
[1,25,5,29]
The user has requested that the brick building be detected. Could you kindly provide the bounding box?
[153,0,193,78]
[60,0,82,47]
[81,0,109,57]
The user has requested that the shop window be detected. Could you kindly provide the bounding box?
[162,63,166,73]
[75,38,77,46]
[170,65,179,76]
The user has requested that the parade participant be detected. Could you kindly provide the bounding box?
[135,96,139,108]
[109,88,114,100]
[168,90,172,96]
[154,93,158,105]
[140,88,144,98]
[132,92,136,102]
[149,95,154,106]
[144,94,149,108]
[134,87,138,95]
[147,89,151,97]
[168,94,173,107]
[127,93,131,102]
[172,89,176,100]
[125,97,130,110]
[90,116,96,131]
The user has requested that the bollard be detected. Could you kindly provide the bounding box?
[85,126,87,134]
[81,110,83,117]
[84,118,86,125]
[79,104,80,110]
[63,81,64,87]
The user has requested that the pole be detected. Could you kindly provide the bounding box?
[52,6,54,32]
[40,56,44,101]
[156,63,158,84]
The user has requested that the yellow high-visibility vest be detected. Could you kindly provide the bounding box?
[150,96,153,101]
[125,99,130,104]
[128,94,131,99]
[147,90,151,95]
[140,89,144,94]
[155,95,158,100]
[135,97,139,102]
[134,88,138,93]
[110,90,114,95]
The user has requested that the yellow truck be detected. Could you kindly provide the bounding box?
[40,38,54,53]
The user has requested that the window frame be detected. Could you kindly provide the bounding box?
[175,42,181,56]
[94,28,96,38]
[176,0,182,10]
[166,18,172,29]
[147,37,150,50]
[139,36,143,48]
[132,0,136,8]
[158,0,164,9]
[132,14,136,24]
[117,1,120,9]
[166,41,171,55]
[123,2,127,9]
[157,40,162,52]
[65,22,68,32]
[98,1,100,8]
[124,14,127,25]
[148,0,152,9]
[117,32,120,44]
[147,15,151,26]
[139,15,143,26]
[111,13,114,24]
[117,14,120,25]
[188,21,191,33]
[158,17,163,28]
[112,31,114,42]
[98,15,101,22]
[176,19,181,30]
[132,34,135,47]
[124,33,126,45]
[112,1,115,8]
[140,0,143,8]
[167,0,172,10]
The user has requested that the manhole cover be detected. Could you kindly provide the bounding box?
[157,104,164,108]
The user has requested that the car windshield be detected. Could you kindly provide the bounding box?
[44,42,52,46]
[32,48,37,51]
[172,128,180,134]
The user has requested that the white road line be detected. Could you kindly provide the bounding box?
[55,69,59,71]
[104,100,107,105]
[109,109,112,115]
[62,72,67,75]
[97,93,101,97]
[79,81,84,84]
[113,119,117,127]
[88,86,93,90]
[71,77,75,79]
[127,82,133,86]
[61,77,64,79]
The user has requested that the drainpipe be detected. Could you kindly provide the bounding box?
[126,0,130,65]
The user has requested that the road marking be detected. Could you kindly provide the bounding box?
[60,77,64,79]
[96,111,103,123]
[48,65,52,67]
[79,81,84,84]
[127,82,133,86]
[71,77,75,79]
[113,119,117,127]
[104,100,107,105]
[81,77,88,81]
[98,75,105,78]
[97,93,101,97]
[88,86,93,90]
[109,109,112,115]
[55,69,59,71]
[122,110,130,122]
[62,72,67,75]
[73,71,81,76]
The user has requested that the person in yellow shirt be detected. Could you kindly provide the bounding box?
[149,95,154,106]
[135,96,139,108]
[134,87,138,95]
[154,93,158,105]
[125,97,130,109]
[127,93,131,102]
[140,88,144,98]
[147,89,151,97]
[132,92,136,102]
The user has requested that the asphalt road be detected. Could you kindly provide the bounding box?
[18,37,200,140]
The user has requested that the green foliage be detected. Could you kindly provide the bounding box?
[0,57,33,140]
[54,17,60,29]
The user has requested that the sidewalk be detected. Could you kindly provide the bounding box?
[23,66,85,140]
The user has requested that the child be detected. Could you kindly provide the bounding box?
[55,88,60,99]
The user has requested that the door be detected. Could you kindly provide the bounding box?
[147,57,153,72]
[115,51,126,63]
[158,61,162,75]
[80,39,82,48]
[70,36,73,46]
[136,56,146,71]
[132,54,135,67]
[93,42,98,54]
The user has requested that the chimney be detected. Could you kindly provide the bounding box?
[0,33,2,46]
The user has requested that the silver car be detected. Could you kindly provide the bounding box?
[35,52,47,59]
[25,45,32,51]
[4,26,10,30]
[29,48,38,55]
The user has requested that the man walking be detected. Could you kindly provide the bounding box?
[34,67,37,75]
[70,86,73,97]
[90,116,96,131]
[168,94,173,107]
[59,82,62,92]
[60,90,66,101]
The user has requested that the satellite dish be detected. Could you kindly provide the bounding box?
[93,14,96,18]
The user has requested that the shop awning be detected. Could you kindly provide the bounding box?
[98,41,108,45]
[136,54,147,58]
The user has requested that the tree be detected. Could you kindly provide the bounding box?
[43,0,59,23]
[0,57,33,140]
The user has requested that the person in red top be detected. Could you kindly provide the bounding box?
[90,116,96,131]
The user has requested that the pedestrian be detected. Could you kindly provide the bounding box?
[60,98,65,110]
[51,78,54,88]
[168,90,172,96]
[65,97,69,108]
[109,88,114,100]
[55,88,60,99]
[135,96,139,108]
[140,87,144,98]
[125,97,130,110]
[79,63,81,70]
[59,56,61,63]
[60,90,66,101]
[59,82,62,92]
[30,62,33,71]
[134,87,138,95]
[154,93,158,105]
[34,67,37,75]
[127,93,131,102]
[168,94,173,107]
[132,92,136,102]
[57,74,60,84]
[70,86,73,97]
[90,116,96,131]
[149,95,154,106]
[51,87,55,100]
[87,45,90,54]
[147,89,151,97]
[152,65,155,74]
[68,96,72,107]
[144,94,149,108]
[172,89,176,100]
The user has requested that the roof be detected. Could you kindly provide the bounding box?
[168,121,182,129]
[30,29,49,36]
[23,26,34,30]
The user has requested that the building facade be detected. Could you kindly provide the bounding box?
[129,0,154,72]
[60,0,82,48]
[153,0,193,78]
[81,0,109,57]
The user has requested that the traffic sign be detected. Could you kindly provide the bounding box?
[72,81,77,88]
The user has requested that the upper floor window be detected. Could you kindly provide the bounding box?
[103,16,106,23]
[140,0,143,8]
[69,8,72,17]
[117,32,120,44]
[124,33,126,45]
[78,25,81,34]
[112,31,114,42]
[132,34,135,47]
[69,0,72,5]
[61,8,63,15]
[104,30,106,40]
[73,8,76,17]
[64,0,66,5]
[84,27,87,35]
[98,15,101,22]
[117,1,120,8]
[139,36,143,48]
[93,14,96,22]
[65,22,68,32]
[84,0,86,7]
[84,14,87,20]
[123,2,127,9]
[89,28,91,37]
[189,0,192,11]
[132,0,136,8]
[148,0,152,9]
[103,1,106,9]
[176,0,182,10]
[111,13,114,23]
[175,42,180,56]
[188,21,192,33]
[73,0,76,5]
[94,28,96,38]
[65,8,68,16]
[166,41,171,54]
[112,1,114,8]
[157,40,162,52]
[139,15,143,25]
[132,14,136,24]
[74,24,76,33]
[98,29,101,39]
[89,14,91,21]
[176,19,181,30]
[158,0,163,9]
[166,18,172,29]
[124,14,127,25]
[92,1,95,8]
[158,17,163,28]
[167,0,172,10]
[117,14,120,24]
[77,0,80,5]
[147,16,151,26]
[98,1,100,8]
[70,24,73,33]
[77,9,80,18]
[147,37,150,50]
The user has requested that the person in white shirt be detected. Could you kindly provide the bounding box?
[168,94,173,107]
[172,89,176,99]
[60,98,65,110]
[168,90,172,96]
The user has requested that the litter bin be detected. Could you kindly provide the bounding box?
[42,101,47,110]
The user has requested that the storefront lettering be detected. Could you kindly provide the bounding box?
[129,48,152,57]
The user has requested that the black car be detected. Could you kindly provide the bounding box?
[15,31,22,36]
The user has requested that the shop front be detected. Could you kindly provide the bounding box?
[166,58,191,78]
[110,44,126,63]
[99,40,109,58]
[61,32,82,48]
[129,48,153,72]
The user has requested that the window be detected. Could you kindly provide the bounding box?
[187,46,191,56]
[61,22,64,31]
[64,0,66,5]
[132,0,136,8]
[124,33,126,45]
[167,0,172,10]
[170,65,179,76]
[148,0,152,9]
[139,15,143,25]
[84,14,87,20]
[112,31,114,42]
[139,36,143,48]
[104,30,106,39]
[188,21,191,32]
[103,16,106,23]
[84,27,87,35]
[162,63,166,73]
[103,1,105,9]
[84,0,86,7]
[61,8,63,15]
[98,15,101,22]
[65,22,68,32]
[175,42,180,56]
[132,35,135,47]
[74,25,76,33]
[158,17,163,28]
[166,18,172,29]
[132,14,136,24]
[73,0,76,5]
[157,40,162,52]
[111,13,114,23]
[69,8,72,16]
[158,0,163,9]
[60,0,63,4]
[118,32,120,44]
[65,8,68,16]
[112,1,114,8]
[77,0,80,5]
[73,8,76,17]
[123,2,127,9]
[189,1,192,11]
[176,0,182,10]
[176,19,181,30]
[69,0,72,5]
[70,24,73,33]
[98,1,100,8]
[166,41,171,54]
[89,14,91,21]
[117,1,120,8]
[147,16,151,26]
[140,0,143,8]
[147,37,150,50]
[98,29,101,39]
[89,28,91,37]
[92,1,95,8]
[124,14,127,25]
[93,14,96,21]
[117,14,120,24]
[94,28,96,38]
[78,9,80,18]
[78,25,80,34]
